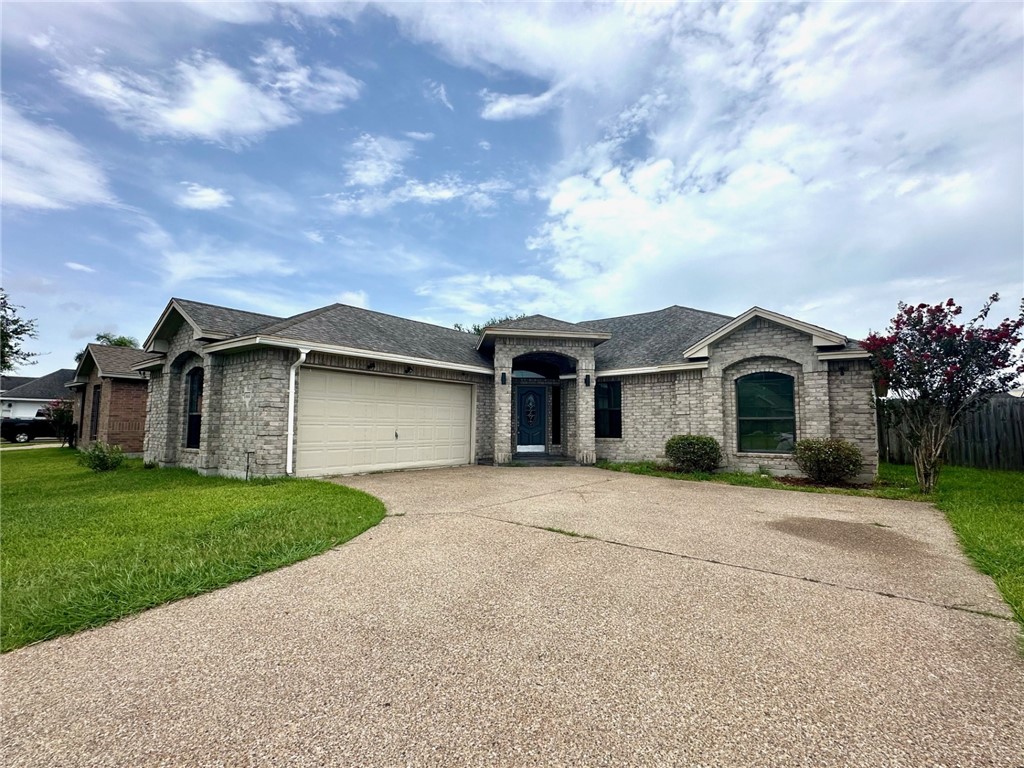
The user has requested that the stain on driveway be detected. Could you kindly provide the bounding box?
[2,466,1021,767]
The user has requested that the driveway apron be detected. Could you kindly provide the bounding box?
[2,466,1022,767]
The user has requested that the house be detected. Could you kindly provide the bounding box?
[1,369,77,420]
[66,344,163,455]
[135,298,877,481]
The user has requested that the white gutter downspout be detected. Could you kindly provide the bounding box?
[286,347,311,476]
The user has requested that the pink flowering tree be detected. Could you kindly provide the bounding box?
[863,295,1024,493]
[43,398,75,447]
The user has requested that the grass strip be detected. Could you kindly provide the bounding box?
[1,448,385,652]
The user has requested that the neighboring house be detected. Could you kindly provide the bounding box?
[135,298,877,481]
[1,369,76,420]
[67,344,163,455]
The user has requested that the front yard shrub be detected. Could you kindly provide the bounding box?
[794,438,863,485]
[665,434,722,473]
[78,442,125,472]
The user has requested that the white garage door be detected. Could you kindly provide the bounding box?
[295,368,473,477]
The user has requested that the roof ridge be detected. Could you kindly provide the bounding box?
[581,305,733,324]
[253,304,341,336]
[258,302,477,340]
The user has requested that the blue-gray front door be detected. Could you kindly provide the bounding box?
[516,386,546,448]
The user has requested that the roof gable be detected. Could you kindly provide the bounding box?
[75,344,163,381]
[144,298,282,351]
[682,307,847,359]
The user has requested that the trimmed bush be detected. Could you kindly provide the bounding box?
[78,442,125,472]
[794,438,863,485]
[665,434,722,473]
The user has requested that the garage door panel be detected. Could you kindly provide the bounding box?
[297,369,472,477]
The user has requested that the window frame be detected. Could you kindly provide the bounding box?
[89,385,102,441]
[595,380,622,439]
[735,372,796,454]
[184,366,204,449]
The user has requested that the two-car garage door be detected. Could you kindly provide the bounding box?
[295,368,473,477]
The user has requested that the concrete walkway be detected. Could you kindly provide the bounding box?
[3,466,1022,766]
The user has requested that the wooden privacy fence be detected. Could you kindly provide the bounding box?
[877,394,1024,471]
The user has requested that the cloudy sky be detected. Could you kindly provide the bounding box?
[2,1,1022,373]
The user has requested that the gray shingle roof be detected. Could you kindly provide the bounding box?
[578,306,733,370]
[488,314,598,333]
[174,298,281,338]
[85,344,164,377]
[1,376,33,392]
[254,304,491,368]
[2,369,77,400]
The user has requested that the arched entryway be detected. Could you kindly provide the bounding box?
[511,352,576,456]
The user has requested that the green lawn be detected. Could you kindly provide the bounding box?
[1,448,385,652]
[600,460,1024,626]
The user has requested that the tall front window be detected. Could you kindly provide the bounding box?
[595,381,622,438]
[185,367,204,449]
[89,385,102,440]
[736,372,795,453]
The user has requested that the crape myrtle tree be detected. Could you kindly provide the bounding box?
[44,398,75,447]
[864,294,1024,493]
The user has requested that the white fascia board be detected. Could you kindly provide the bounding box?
[477,327,611,350]
[596,361,710,378]
[1,396,52,402]
[204,335,495,376]
[131,357,167,372]
[817,349,870,360]
[682,306,847,359]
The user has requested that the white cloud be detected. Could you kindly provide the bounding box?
[338,290,369,308]
[1,101,115,210]
[478,140,491,151]
[64,261,96,273]
[303,230,325,244]
[480,87,560,120]
[57,45,360,146]
[331,174,515,217]
[344,134,413,187]
[252,39,361,113]
[425,79,453,110]
[176,182,233,210]
[161,241,296,285]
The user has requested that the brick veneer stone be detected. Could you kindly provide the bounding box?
[141,311,877,481]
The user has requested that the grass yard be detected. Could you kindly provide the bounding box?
[1,448,385,652]
[600,460,1024,627]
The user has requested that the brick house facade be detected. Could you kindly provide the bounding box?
[136,298,877,481]
[68,344,162,455]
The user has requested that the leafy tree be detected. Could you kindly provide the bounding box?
[0,288,38,373]
[864,294,1024,493]
[75,332,141,363]
[454,314,528,335]
[44,398,76,447]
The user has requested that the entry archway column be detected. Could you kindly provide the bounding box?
[576,354,596,465]
[493,344,513,464]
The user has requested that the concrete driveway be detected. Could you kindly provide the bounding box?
[3,466,1021,766]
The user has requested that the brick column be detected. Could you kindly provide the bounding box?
[802,370,831,439]
[575,360,596,465]
[493,344,513,464]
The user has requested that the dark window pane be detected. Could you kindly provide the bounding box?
[737,373,794,453]
[185,367,204,449]
[595,381,622,438]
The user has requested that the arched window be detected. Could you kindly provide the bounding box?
[185,367,204,449]
[736,372,795,453]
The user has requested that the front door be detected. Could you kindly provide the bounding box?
[516,386,546,452]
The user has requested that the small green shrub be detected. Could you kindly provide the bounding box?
[78,442,125,472]
[665,434,722,473]
[794,438,863,485]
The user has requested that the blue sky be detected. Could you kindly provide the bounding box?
[2,1,1022,374]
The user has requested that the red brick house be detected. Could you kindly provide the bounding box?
[67,344,163,455]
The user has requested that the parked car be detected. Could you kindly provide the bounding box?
[1,414,57,443]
